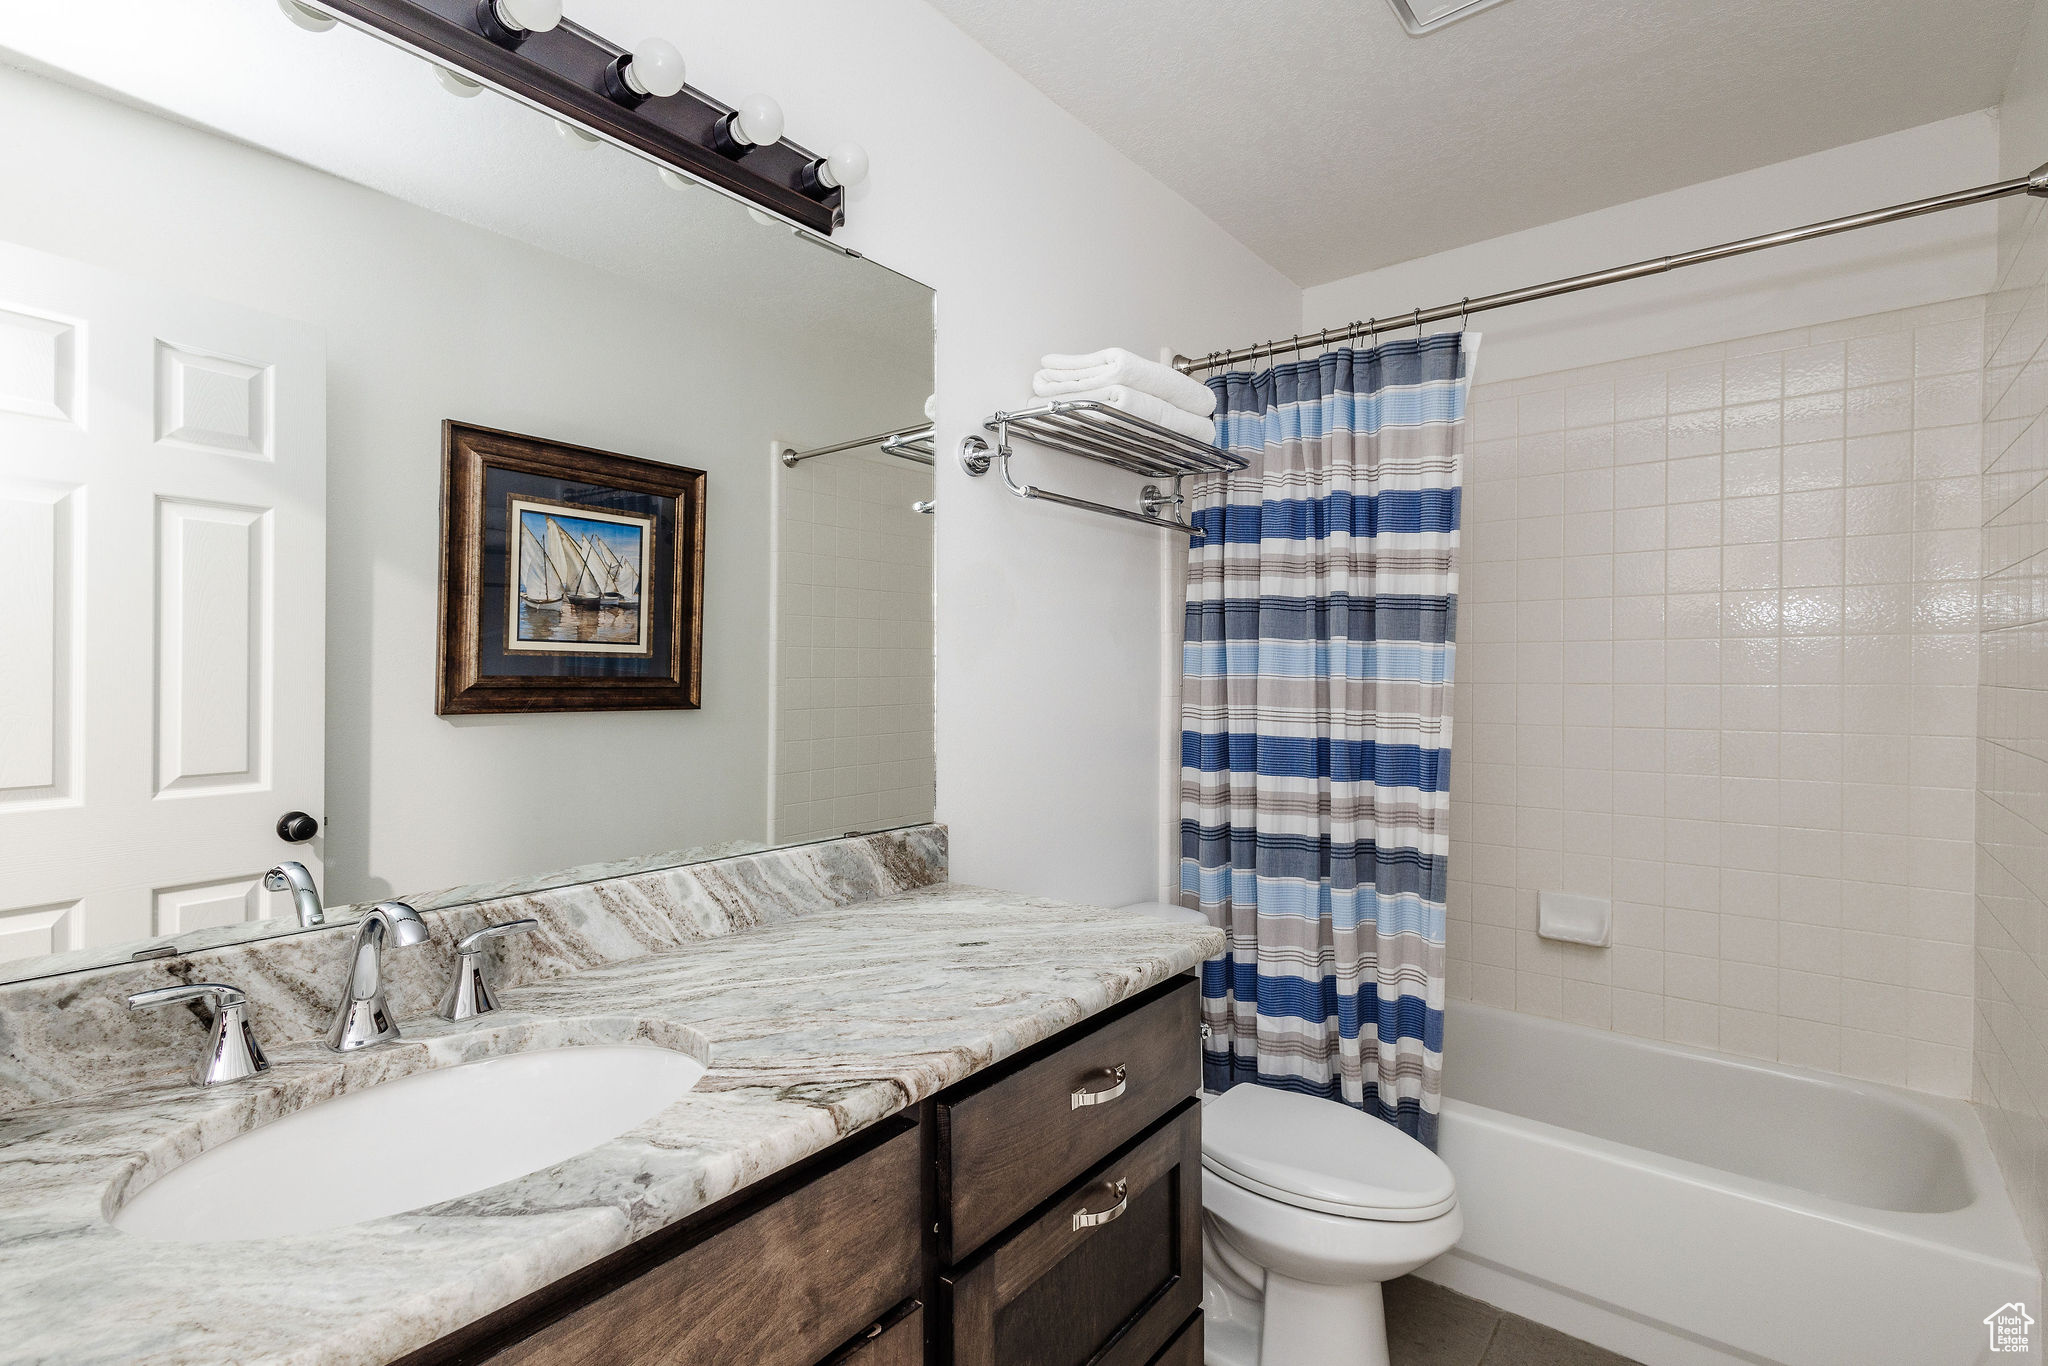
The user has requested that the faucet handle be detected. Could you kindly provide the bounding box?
[438,919,539,1021]
[128,983,270,1087]
[129,982,247,1011]
[454,918,540,956]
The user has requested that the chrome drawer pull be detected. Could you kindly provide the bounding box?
[1070,1064,1128,1109]
[1072,1178,1129,1232]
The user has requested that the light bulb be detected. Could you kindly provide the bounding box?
[493,0,560,32]
[659,168,694,191]
[434,66,483,98]
[732,94,784,148]
[818,142,869,190]
[555,120,599,146]
[747,208,781,229]
[278,0,337,31]
[622,38,685,98]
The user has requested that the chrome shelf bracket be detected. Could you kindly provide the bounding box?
[958,401,1241,543]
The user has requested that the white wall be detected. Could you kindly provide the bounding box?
[568,0,1301,904]
[2001,0,2048,184]
[0,64,926,905]
[1303,115,2002,384]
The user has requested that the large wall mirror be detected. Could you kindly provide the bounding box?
[0,1,936,984]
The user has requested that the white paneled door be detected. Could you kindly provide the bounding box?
[0,241,324,964]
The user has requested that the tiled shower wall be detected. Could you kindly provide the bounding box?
[1447,300,1987,1096]
[1974,189,2048,1252]
[772,451,937,844]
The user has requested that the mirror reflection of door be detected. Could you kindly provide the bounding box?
[0,240,326,965]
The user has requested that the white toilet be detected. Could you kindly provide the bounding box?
[1200,1085,1461,1366]
[1119,903,1461,1366]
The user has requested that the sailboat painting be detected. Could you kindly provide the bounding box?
[440,421,703,715]
[506,497,654,655]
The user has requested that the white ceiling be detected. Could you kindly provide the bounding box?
[0,0,933,380]
[925,0,2034,286]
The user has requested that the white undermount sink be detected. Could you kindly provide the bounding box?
[112,1045,708,1242]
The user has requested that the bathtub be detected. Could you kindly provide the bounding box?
[1419,1002,2039,1366]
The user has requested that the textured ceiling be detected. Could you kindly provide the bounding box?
[926,0,2034,285]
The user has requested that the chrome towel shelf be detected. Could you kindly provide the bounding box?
[958,399,1243,540]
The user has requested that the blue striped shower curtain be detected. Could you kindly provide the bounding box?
[1181,333,1476,1148]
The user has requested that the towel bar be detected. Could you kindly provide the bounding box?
[960,400,1245,541]
[780,421,935,467]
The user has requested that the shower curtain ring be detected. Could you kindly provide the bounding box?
[1459,297,1470,330]
[1412,307,1423,339]
[1367,317,1378,346]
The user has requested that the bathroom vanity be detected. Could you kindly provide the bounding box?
[0,833,1223,1366]
[412,979,1203,1366]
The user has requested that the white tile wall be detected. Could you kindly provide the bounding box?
[1974,189,2048,1256]
[772,451,936,844]
[1448,298,1987,1096]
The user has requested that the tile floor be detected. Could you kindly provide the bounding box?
[1384,1277,1641,1366]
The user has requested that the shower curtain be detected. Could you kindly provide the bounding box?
[1181,332,1476,1148]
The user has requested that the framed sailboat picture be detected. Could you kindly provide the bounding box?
[437,421,705,714]
[506,500,655,656]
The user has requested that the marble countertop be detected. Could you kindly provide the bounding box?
[0,884,1222,1366]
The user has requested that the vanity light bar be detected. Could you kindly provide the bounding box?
[288,0,852,233]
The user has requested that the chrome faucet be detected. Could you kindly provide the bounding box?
[128,983,270,1087]
[264,861,325,927]
[326,901,430,1052]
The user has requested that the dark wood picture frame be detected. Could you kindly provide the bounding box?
[438,421,705,715]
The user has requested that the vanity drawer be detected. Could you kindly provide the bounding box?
[820,1302,923,1366]
[484,1123,921,1366]
[937,976,1199,1261]
[942,1101,1203,1366]
[1147,1312,1203,1366]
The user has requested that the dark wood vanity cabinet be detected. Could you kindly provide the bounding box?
[942,1104,1202,1366]
[451,1120,923,1366]
[934,979,1204,1366]
[404,977,1202,1366]
[821,1304,925,1366]
[934,982,1201,1262]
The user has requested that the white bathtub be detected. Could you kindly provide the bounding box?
[1420,1002,2039,1366]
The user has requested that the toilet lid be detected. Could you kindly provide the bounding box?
[1201,1085,1457,1221]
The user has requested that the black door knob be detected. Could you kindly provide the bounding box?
[276,811,319,843]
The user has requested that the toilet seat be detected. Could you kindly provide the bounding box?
[1201,1085,1456,1222]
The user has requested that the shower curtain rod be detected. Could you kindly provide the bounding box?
[1174,159,2048,376]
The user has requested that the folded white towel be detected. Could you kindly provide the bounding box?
[1051,385,1216,446]
[1033,347,1217,417]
